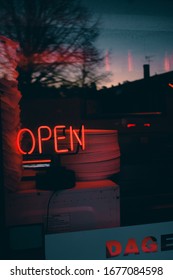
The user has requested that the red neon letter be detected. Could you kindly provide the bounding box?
[168,83,173,88]
[127,123,136,128]
[38,126,52,154]
[17,128,36,155]
[144,123,151,127]
[70,125,85,151]
[54,125,68,153]
[106,240,122,258]
[124,238,139,256]
[142,236,158,253]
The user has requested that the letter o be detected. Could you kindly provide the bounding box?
[16,128,36,154]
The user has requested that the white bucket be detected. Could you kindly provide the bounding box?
[60,129,120,181]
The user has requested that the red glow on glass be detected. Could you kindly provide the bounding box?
[144,123,151,127]
[127,123,136,128]
[128,50,133,72]
[38,126,52,154]
[16,128,36,154]
[168,83,173,88]
[19,50,85,66]
[54,125,69,153]
[22,159,51,164]
[164,53,170,72]
[105,50,110,72]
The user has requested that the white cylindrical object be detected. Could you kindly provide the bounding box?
[60,129,120,181]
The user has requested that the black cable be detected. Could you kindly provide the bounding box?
[61,123,84,158]
[45,190,58,234]
[41,125,84,234]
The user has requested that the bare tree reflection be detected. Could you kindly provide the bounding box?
[0,0,108,94]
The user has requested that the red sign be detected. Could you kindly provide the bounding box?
[17,125,85,155]
[106,233,173,258]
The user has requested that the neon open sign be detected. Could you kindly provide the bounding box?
[17,125,85,155]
